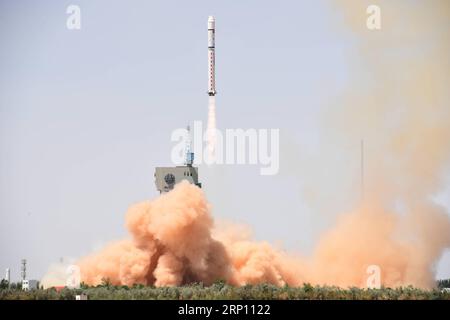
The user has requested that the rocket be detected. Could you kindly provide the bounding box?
[207,16,216,96]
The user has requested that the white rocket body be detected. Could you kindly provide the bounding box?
[207,16,216,96]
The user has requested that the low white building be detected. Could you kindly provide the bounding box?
[75,294,88,300]
[22,279,38,291]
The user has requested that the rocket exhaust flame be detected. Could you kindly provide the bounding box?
[206,96,217,164]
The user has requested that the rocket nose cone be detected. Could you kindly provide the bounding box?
[208,16,215,29]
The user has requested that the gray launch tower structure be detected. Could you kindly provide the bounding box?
[154,126,201,193]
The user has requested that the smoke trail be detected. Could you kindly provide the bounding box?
[304,0,450,287]
[206,95,217,164]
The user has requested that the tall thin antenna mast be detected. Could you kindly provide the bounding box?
[21,259,27,281]
[185,125,194,166]
[5,268,10,287]
[361,139,364,201]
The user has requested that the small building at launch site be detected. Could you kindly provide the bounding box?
[154,125,201,193]
[76,293,88,300]
[22,279,38,291]
[154,166,201,194]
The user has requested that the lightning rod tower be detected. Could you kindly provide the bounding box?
[21,259,27,281]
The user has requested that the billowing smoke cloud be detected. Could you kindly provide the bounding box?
[72,182,306,287]
[41,261,73,289]
[66,179,448,289]
[76,181,231,287]
[308,201,450,288]
[42,1,450,289]
[306,0,450,287]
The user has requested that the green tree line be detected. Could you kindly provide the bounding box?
[1,280,450,300]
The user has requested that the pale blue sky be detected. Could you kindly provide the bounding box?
[1,0,449,282]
